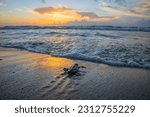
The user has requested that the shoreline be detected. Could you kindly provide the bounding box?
[0,47,150,100]
[1,46,149,70]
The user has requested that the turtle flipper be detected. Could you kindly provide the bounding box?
[79,66,86,68]
[63,68,68,71]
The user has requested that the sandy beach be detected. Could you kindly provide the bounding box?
[0,47,150,100]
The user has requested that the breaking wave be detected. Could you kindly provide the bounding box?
[0,26,150,69]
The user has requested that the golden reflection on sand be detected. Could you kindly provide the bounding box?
[29,54,79,96]
[41,56,75,68]
[31,54,75,75]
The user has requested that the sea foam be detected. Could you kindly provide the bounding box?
[0,26,150,69]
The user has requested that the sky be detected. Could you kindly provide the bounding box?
[0,0,150,26]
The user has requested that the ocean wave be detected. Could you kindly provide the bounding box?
[0,27,150,69]
[61,52,150,69]
[0,42,150,69]
[0,26,150,32]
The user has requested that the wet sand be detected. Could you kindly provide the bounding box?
[0,47,150,100]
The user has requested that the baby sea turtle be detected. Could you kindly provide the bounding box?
[63,64,86,75]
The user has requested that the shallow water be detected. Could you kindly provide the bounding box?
[0,26,150,69]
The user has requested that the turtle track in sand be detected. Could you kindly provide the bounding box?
[40,71,86,98]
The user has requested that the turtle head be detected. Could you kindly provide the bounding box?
[74,63,79,66]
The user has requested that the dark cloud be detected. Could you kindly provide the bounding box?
[97,0,150,18]
[40,0,46,3]
[78,11,116,20]
[95,0,127,6]
[0,1,5,7]
[129,1,150,16]
[114,0,127,6]
[77,12,100,18]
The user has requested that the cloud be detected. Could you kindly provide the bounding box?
[33,6,117,24]
[38,0,46,3]
[96,0,150,18]
[114,0,127,6]
[97,0,127,9]
[102,6,150,18]
[129,1,150,16]
[41,0,46,3]
[76,12,118,22]
[77,12,100,18]
[34,6,73,14]
[0,1,6,7]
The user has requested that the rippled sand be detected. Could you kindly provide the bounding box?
[0,47,150,100]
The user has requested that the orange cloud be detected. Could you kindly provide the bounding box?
[34,6,73,14]
[0,6,118,26]
[33,6,117,25]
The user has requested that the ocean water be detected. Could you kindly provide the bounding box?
[0,26,150,69]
